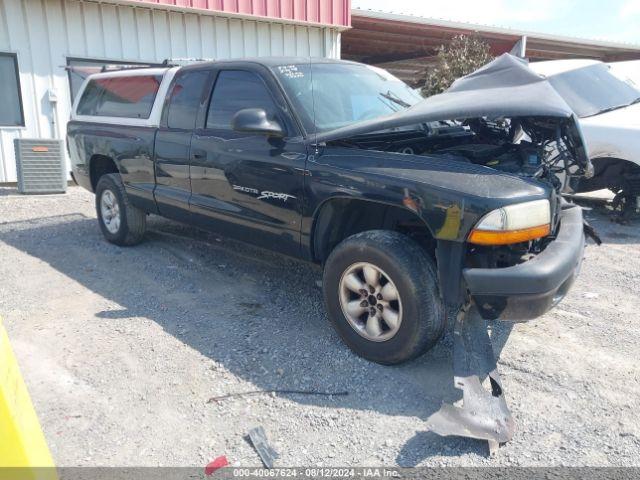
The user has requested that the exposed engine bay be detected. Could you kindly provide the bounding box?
[332,116,589,194]
[331,116,592,272]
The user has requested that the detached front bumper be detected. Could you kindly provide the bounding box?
[463,204,585,321]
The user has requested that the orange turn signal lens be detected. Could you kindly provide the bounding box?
[468,224,551,246]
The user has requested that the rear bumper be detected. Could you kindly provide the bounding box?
[463,205,585,321]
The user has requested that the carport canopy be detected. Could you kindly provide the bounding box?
[343,9,640,86]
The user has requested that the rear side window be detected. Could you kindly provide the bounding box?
[76,75,163,119]
[166,70,209,129]
[67,58,159,103]
[206,70,278,130]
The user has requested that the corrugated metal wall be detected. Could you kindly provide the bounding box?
[0,0,341,183]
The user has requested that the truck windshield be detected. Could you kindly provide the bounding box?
[273,62,423,133]
[547,64,640,118]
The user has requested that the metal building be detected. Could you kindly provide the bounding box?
[0,0,350,183]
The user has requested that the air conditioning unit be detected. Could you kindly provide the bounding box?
[14,139,67,194]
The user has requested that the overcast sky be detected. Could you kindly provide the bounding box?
[352,0,640,45]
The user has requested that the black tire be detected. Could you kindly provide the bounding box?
[95,173,146,246]
[323,230,445,365]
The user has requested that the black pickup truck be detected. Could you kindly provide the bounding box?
[67,54,590,366]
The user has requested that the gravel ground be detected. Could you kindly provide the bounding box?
[0,186,639,467]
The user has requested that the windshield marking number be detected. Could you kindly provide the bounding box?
[277,65,304,79]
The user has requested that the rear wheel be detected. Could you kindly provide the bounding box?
[95,173,146,246]
[323,230,445,365]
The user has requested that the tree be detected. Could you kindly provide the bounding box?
[421,34,494,97]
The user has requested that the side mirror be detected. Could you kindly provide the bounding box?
[232,108,284,137]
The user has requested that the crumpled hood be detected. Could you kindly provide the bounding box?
[315,54,590,170]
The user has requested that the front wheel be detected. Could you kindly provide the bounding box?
[95,173,146,246]
[323,230,445,365]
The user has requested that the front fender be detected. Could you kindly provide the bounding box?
[304,147,551,249]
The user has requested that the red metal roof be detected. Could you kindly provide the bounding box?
[121,0,351,27]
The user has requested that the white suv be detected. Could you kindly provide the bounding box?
[530,59,640,213]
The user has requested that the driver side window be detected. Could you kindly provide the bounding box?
[206,70,278,131]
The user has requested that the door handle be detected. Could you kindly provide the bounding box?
[192,151,206,159]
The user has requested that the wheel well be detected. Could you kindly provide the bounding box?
[581,157,640,193]
[312,198,435,264]
[89,155,119,191]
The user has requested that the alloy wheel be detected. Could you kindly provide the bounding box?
[100,189,121,234]
[338,262,403,342]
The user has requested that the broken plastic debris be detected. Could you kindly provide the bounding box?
[204,455,229,476]
[248,426,278,468]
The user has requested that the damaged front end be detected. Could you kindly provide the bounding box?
[311,54,594,455]
[425,200,586,453]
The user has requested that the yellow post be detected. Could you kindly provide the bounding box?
[0,318,57,480]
